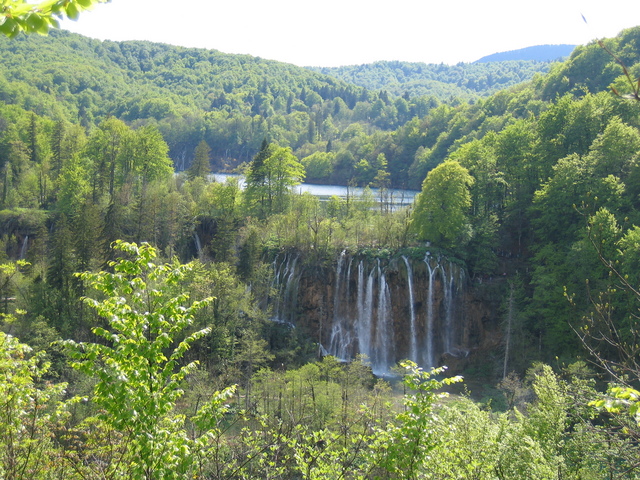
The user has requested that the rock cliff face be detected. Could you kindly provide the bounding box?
[269,249,502,375]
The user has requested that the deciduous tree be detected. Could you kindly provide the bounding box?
[412,159,474,248]
[65,241,234,479]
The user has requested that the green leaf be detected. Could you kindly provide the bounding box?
[26,13,42,31]
[64,1,80,20]
[0,17,18,36]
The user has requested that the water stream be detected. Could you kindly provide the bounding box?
[269,251,466,374]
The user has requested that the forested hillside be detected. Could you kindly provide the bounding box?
[2,23,640,479]
[0,29,552,185]
[309,59,555,99]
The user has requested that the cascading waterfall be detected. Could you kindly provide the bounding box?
[329,251,351,361]
[357,262,376,366]
[374,261,393,375]
[270,252,300,325]
[441,260,453,354]
[355,260,364,353]
[402,256,418,363]
[19,235,28,260]
[194,232,203,258]
[270,254,283,315]
[424,253,438,368]
[442,260,462,355]
[269,250,467,375]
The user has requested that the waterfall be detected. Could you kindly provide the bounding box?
[267,249,468,375]
[351,259,394,375]
[356,260,365,352]
[424,253,438,368]
[333,250,346,322]
[19,235,28,260]
[442,261,453,354]
[280,253,300,324]
[357,262,376,365]
[318,343,330,357]
[442,261,464,355]
[328,251,351,361]
[270,252,300,325]
[193,232,202,258]
[374,261,393,375]
[402,255,418,363]
[345,256,353,308]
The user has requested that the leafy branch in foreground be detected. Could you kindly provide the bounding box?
[0,0,109,37]
[64,240,235,479]
[369,361,462,479]
[0,331,67,480]
[599,39,640,102]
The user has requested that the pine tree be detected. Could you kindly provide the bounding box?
[188,140,211,179]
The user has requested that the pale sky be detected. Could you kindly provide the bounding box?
[60,0,640,67]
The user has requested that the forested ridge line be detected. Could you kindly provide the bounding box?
[0,28,556,187]
[308,57,557,99]
[0,26,635,190]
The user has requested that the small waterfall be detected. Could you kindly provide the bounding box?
[19,235,28,260]
[193,232,203,258]
[270,252,301,325]
[333,250,346,321]
[345,256,353,307]
[318,343,330,357]
[442,261,453,354]
[442,260,463,355]
[374,261,393,375]
[356,260,365,349]
[329,251,351,361]
[357,262,376,365]
[402,255,418,363]
[424,253,439,368]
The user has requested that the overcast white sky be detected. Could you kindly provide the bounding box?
[60,0,640,67]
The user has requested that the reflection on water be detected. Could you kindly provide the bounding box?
[211,173,418,208]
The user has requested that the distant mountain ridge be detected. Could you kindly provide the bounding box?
[474,44,576,63]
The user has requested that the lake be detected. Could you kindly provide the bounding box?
[211,173,418,208]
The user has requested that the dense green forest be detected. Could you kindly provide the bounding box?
[309,58,556,100]
[0,30,554,185]
[2,23,640,479]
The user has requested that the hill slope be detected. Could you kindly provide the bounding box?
[0,29,554,171]
[308,59,555,98]
[0,27,637,189]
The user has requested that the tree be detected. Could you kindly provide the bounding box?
[244,139,275,218]
[300,151,335,181]
[85,117,127,202]
[187,139,211,180]
[0,0,108,37]
[244,142,305,217]
[0,331,67,480]
[264,146,305,213]
[65,241,234,479]
[411,159,474,248]
[128,125,173,188]
[369,361,462,479]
